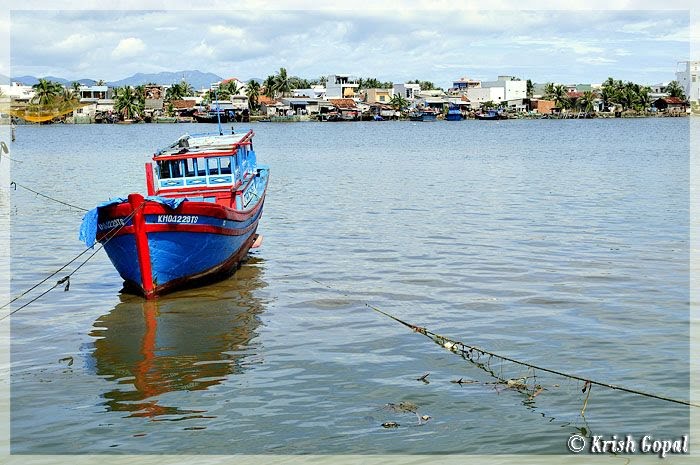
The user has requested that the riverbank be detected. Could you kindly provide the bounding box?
[7,110,692,125]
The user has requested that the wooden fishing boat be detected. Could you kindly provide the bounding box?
[445,105,462,121]
[475,109,505,120]
[409,109,438,122]
[79,129,269,298]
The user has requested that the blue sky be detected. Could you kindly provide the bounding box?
[5,5,695,87]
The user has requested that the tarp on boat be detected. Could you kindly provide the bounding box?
[79,196,187,248]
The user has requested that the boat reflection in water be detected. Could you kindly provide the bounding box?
[89,258,266,419]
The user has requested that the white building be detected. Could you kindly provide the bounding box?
[465,86,504,106]
[676,61,699,103]
[0,82,35,101]
[293,85,326,99]
[325,74,359,99]
[480,75,527,102]
[392,83,421,100]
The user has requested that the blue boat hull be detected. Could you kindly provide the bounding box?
[92,167,268,298]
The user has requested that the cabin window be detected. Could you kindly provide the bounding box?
[158,160,184,179]
[220,157,232,174]
[207,158,220,175]
[158,160,170,179]
[196,157,207,176]
[185,158,196,177]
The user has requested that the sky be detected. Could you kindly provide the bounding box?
[4,5,697,88]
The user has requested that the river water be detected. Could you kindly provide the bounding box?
[6,118,691,456]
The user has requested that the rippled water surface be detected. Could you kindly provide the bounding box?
[8,118,690,454]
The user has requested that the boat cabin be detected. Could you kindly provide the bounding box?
[146,130,258,207]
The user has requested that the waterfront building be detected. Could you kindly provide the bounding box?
[79,85,111,100]
[281,97,323,115]
[325,74,359,99]
[364,88,392,104]
[653,96,688,113]
[676,61,699,103]
[450,76,480,94]
[530,99,556,114]
[0,82,35,101]
[465,86,504,106]
[480,75,527,102]
[392,83,421,100]
[293,85,326,99]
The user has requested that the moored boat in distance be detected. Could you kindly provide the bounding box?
[445,105,462,121]
[409,108,438,122]
[475,109,506,120]
[80,129,270,298]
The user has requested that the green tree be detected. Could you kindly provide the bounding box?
[246,80,261,111]
[635,86,652,112]
[576,91,595,114]
[219,80,240,99]
[526,79,534,98]
[263,75,277,98]
[165,83,186,102]
[666,81,686,99]
[274,67,292,97]
[542,82,556,100]
[31,79,63,105]
[552,84,570,109]
[114,86,143,120]
[389,93,409,113]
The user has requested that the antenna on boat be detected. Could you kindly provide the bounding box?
[211,82,223,135]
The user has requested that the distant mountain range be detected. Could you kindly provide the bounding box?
[6,70,227,90]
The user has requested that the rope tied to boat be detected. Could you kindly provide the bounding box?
[9,181,89,211]
[0,201,146,320]
[314,280,698,409]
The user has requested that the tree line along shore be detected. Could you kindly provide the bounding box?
[1,68,695,124]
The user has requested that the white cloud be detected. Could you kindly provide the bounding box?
[577,57,616,65]
[190,40,215,58]
[209,25,245,38]
[111,37,145,59]
[52,33,96,52]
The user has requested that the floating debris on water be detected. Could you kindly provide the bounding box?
[415,373,430,384]
[385,401,418,414]
[450,377,477,385]
[382,421,400,428]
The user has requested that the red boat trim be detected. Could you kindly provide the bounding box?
[128,193,155,297]
[143,221,258,236]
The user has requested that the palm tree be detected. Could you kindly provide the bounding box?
[274,67,292,97]
[526,79,534,98]
[576,91,595,114]
[113,86,143,120]
[246,80,261,111]
[263,75,277,98]
[165,83,186,102]
[219,80,240,99]
[389,93,408,114]
[552,84,570,110]
[636,86,652,112]
[180,80,194,97]
[542,82,556,100]
[31,79,62,105]
[666,81,686,99]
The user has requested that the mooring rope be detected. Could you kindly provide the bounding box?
[0,201,145,320]
[10,181,89,211]
[313,280,697,408]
